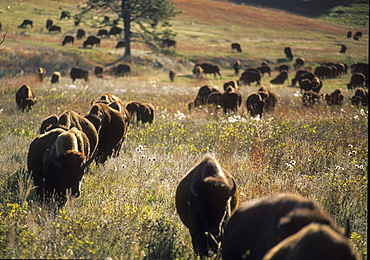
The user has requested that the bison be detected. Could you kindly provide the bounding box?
[246,92,265,118]
[347,73,366,90]
[239,70,261,86]
[302,91,322,106]
[115,41,125,48]
[350,88,368,107]
[83,36,100,48]
[94,65,104,78]
[274,64,290,73]
[97,29,108,37]
[169,69,176,82]
[27,127,92,207]
[37,67,46,82]
[162,39,176,48]
[60,11,70,20]
[262,223,361,260]
[294,58,305,70]
[188,85,221,111]
[108,26,122,37]
[323,89,344,106]
[193,63,221,78]
[15,84,36,111]
[233,60,242,75]
[221,86,242,114]
[85,102,129,164]
[223,80,238,91]
[62,35,74,46]
[347,31,352,38]
[125,101,154,125]
[76,28,86,39]
[351,62,368,74]
[70,68,89,83]
[51,71,61,84]
[340,44,347,54]
[257,65,271,77]
[284,47,293,60]
[114,63,131,77]
[193,65,204,78]
[48,25,61,33]
[231,42,242,52]
[19,19,33,28]
[46,19,53,29]
[176,154,239,257]
[270,70,288,84]
[258,86,277,112]
[222,193,344,260]
[314,66,332,79]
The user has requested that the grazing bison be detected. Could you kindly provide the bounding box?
[19,19,33,28]
[275,64,290,72]
[176,154,239,257]
[83,36,100,48]
[46,19,53,29]
[347,73,366,90]
[115,40,125,48]
[246,92,265,118]
[108,26,122,37]
[284,47,293,60]
[350,88,368,107]
[257,65,271,77]
[206,91,223,109]
[193,63,221,78]
[270,70,288,84]
[37,67,46,82]
[60,11,70,20]
[231,42,242,52]
[353,31,362,40]
[94,65,104,78]
[28,127,91,207]
[221,86,242,114]
[302,91,322,106]
[193,65,204,78]
[169,69,176,82]
[86,102,129,164]
[97,29,108,37]
[162,39,176,48]
[62,35,74,45]
[222,193,344,260]
[16,84,36,111]
[48,25,61,33]
[76,28,86,39]
[351,62,368,74]
[292,70,310,86]
[70,68,89,83]
[223,81,238,92]
[125,101,154,124]
[51,71,61,84]
[258,86,277,112]
[340,44,347,54]
[310,77,323,93]
[347,31,352,38]
[262,223,361,260]
[314,66,332,79]
[323,89,344,106]
[114,63,131,77]
[233,60,242,75]
[188,85,221,111]
[239,70,261,86]
[294,58,305,70]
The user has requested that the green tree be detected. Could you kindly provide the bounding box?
[79,0,180,58]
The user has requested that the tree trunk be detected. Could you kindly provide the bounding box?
[121,0,131,58]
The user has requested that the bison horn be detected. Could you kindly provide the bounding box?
[47,149,62,168]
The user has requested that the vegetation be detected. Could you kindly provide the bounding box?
[0,0,368,259]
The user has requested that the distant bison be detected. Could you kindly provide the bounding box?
[257,65,271,77]
[347,31,352,38]
[125,101,155,124]
[314,66,332,79]
[62,35,74,45]
[188,85,221,111]
[246,92,265,118]
[353,31,362,40]
[350,88,368,107]
[176,154,239,257]
[51,71,61,84]
[94,65,104,78]
[114,63,131,77]
[233,60,242,75]
[193,65,204,78]
[97,29,108,37]
[223,80,238,91]
[83,36,100,48]
[108,26,122,37]
[46,19,53,29]
[222,193,344,260]
[19,19,33,28]
[48,25,61,33]
[239,70,261,86]
[76,28,86,39]
[70,68,89,83]
[16,84,36,111]
[323,89,344,106]
[340,44,347,54]
[347,73,366,90]
[193,63,221,78]
[162,39,176,48]
[169,69,176,82]
[115,41,125,48]
[302,91,322,106]
[275,64,290,73]
[294,58,305,70]
[258,86,277,112]
[270,70,288,84]
[284,47,293,60]
[350,62,368,74]
[60,11,71,20]
[37,67,46,82]
[221,86,242,114]
[262,223,361,260]
[231,42,242,52]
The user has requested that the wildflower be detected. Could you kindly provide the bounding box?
[348,144,353,149]
[141,155,147,159]
[290,160,296,165]
[121,164,126,168]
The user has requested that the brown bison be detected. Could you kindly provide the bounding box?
[270,70,288,84]
[291,70,310,85]
[302,91,322,106]
[48,25,61,33]
[15,84,36,111]
[97,29,108,37]
[350,88,369,107]
[323,89,344,106]
[114,63,131,77]
[162,39,176,48]
[348,73,366,89]
[19,19,33,28]
[83,36,100,48]
[108,26,122,37]
[350,62,368,74]
[51,71,61,84]
[60,11,70,20]
[293,58,305,70]
[193,65,204,78]
[169,69,176,82]
[246,92,265,118]
[176,154,239,257]
[262,223,361,260]
[37,67,46,82]
[274,64,290,73]
[258,86,277,112]
[257,65,271,77]
[239,70,261,86]
[94,65,104,78]
[188,85,221,111]
[221,86,242,114]
[206,91,223,110]
[223,80,238,91]
[233,60,242,75]
[340,44,347,54]
[76,28,86,39]
[46,19,53,29]
[70,68,89,83]
[62,35,74,46]
[284,47,293,60]
[115,40,125,48]
[125,101,154,124]
[222,193,344,260]
[85,102,129,164]
[231,42,242,52]
[193,63,221,78]
[27,127,92,207]
[353,31,362,40]
[347,31,352,38]
[314,66,332,79]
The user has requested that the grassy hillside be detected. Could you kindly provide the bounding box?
[0,0,368,259]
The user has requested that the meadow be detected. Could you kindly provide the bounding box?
[0,0,368,259]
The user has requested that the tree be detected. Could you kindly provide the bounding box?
[79,0,180,58]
